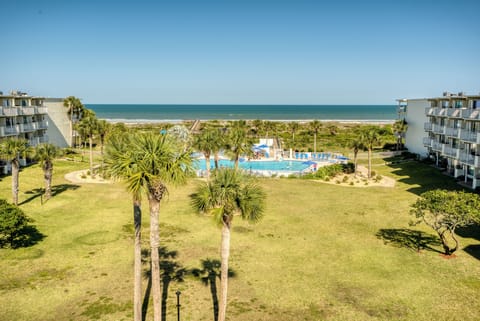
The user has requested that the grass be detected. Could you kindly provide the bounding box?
[0,157,480,320]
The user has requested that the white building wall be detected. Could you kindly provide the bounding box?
[404,99,429,157]
[44,98,71,147]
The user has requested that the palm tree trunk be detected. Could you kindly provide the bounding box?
[148,182,166,321]
[44,162,53,200]
[353,151,358,178]
[89,137,94,177]
[234,154,239,170]
[314,133,317,154]
[367,148,372,179]
[214,152,220,169]
[12,159,19,206]
[204,152,211,179]
[218,223,231,321]
[133,197,142,321]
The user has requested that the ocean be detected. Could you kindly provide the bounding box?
[86,104,397,123]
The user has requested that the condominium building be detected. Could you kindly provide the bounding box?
[398,92,480,189]
[0,91,49,147]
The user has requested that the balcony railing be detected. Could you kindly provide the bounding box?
[443,146,459,158]
[432,124,445,134]
[423,137,432,147]
[424,122,432,131]
[21,123,35,132]
[36,121,48,129]
[432,141,443,151]
[35,107,48,114]
[459,152,475,166]
[3,125,20,135]
[21,107,35,115]
[445,127,459,137]
[2,108,19,117]
[460,130,480,143]
[446,109,462,118]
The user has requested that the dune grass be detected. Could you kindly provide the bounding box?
[0,158,480,320]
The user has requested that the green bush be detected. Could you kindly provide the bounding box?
[0,200,37,248]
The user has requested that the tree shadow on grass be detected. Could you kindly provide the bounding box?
[141,247,187,321]
[1,225,46,249]
[463,245,480,261]
[376,228,442,253]
[20,184,80,205]
[191,258,236,321]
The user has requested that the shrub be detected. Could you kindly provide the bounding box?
[0,200,37,248]
[371,170,376,177]
[342,175,349,183]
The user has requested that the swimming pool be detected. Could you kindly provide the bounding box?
[194,159,310,173]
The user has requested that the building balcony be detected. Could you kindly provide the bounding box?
[459,130,480,144]
[432,141,443,151]
[445,127,459,138]
[443,145,459,158]
[1,108,19,117]
[423,137,433,147]
[20,123,36,132]
[2,125,20,135]
[21,107,36,115]
[459,152,480,167]
[424,122,432,131]
[35,107,48,114]
[432,124,445,134]
[425,107,447,117]
[446,108,462,118]
[36,121,48,129]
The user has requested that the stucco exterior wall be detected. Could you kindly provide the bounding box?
[404,99,429,157]
[44,98,71,147]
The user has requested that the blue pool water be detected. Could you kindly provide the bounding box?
[195,159,309,172]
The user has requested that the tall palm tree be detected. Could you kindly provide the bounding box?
[191,168,266,321]
[34,143,59,201]
[347,137,364,177]
[105,132,143,321]
[393,119,408,151]
[309,120,322,154]
[125,132,193,321]
[360,127,382,178]
[226,127,252,169]
[1,138,29,205]
[77,113,99,176]
[194,127,223,179]
[63,96,84,147]
[96,119,110,171]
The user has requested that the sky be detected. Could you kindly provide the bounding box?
[1,0,479,104]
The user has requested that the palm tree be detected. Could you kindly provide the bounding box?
[1,138,29,205]
[77,113,99,176]
[194,127,223,179]
[360,127,382,178]
[191,168,266,321]
[105,132,143,321]
[347,137,364,177]
[33,143,59,201]
[63,96,84,147]
[96,119,110,171]
[124,132,193,321]
[309,120,322,154]
[226,127,252,169]
[393,119,408,150]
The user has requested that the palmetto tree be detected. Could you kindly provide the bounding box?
[77,113,99,176]
[1,138,30,205]
[194,127,223,179]
[34,143,59,201]
[288,121,299,150]
[360,126,382,178]
[309,120,322,154]
[226,127,252,169]
[121,132,193,321]
[393,119,408,150]
[63,96,84,147]
[105,132,143,321]
[347,136,364,177]
[191,168,266,321]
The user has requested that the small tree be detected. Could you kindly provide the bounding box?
[410,190,480,255]
[0,199,31,248]
[34,143,59,201]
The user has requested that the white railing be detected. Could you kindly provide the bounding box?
[424,122,432,131]
[443,146,459,158]
[432,141,443,151]
[432,124,445,134]
[2,108,18,116]
[445,127,459,137]
[460,130,480,143]
[21,107,35,115]
[423,137,432,147]
[21,123,35,132]
[459,152,475,165]
[35,107,48,114]
[3,125,20,135]
[36,121,48,129]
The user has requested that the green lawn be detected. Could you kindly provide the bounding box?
[1,158,479,320]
